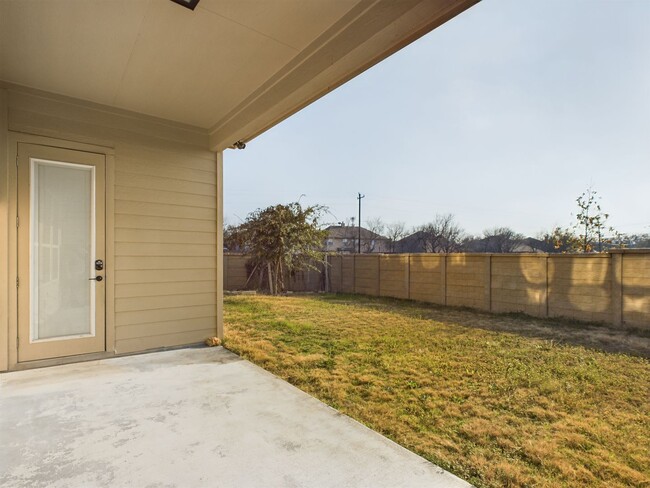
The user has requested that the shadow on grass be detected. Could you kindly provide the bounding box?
[314,293,650,358]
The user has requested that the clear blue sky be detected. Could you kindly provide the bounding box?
[224,0,650,237]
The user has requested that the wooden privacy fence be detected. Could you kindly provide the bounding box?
[224,251,650,329]
[224,253,324,292]
[328,251,650,329]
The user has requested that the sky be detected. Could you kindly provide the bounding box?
[224,0,650,238]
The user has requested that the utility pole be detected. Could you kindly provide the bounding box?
[357,192,365,253]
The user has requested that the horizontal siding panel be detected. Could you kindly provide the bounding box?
[115,186,216,209]
[115,200,216,220]
[116,329,215,355]
[116,305,216,327]
[116,317,217,341]
[116,280,216,298]
[116,160,216,183]
[115,228,216,245]
[117,144,216,171]
[116,268,216,284]
[115,242,216,257]
[116,171,216,196]
[116,256,216,270]
[116,214,216,232]
[116,293,217,313]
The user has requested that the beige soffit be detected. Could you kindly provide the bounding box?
[0,0,478,151]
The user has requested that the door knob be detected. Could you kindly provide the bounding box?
[89,276,103,282]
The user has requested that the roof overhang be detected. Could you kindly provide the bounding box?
[0,0,478,151]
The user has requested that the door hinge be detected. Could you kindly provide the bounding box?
[15,154,18,167]
[16,277,19,288]
[16,216,19,228]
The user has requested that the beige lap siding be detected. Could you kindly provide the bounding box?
[114,144,217,354]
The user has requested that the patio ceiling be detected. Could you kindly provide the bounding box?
[0,0,478,150]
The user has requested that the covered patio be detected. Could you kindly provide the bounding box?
[0,347,470,487]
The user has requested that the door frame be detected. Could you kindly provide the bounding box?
[7,132,116,370]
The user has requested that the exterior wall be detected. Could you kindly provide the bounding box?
[112,145,218,353]
[0,90,9,371]
[1,86,219,369]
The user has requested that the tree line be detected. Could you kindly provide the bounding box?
[224,188,648,293]
[364,187,648,254]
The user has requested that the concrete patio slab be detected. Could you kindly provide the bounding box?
[0,347,472,488]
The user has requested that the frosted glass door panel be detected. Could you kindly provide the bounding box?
[31,160,95,341]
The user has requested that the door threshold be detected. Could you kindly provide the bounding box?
[10,351,115,372]
[7,343,208,373]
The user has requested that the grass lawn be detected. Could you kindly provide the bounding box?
[224,293,650,488]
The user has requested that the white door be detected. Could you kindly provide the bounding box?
[17,143,106,362]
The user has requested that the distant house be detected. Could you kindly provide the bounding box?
[395,231,433,253]
[324,226,390,254]
[395,231,463,253]
[463,236,547,253]
[397,232,548,254]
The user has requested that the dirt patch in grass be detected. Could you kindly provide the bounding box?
[224,294,650,488]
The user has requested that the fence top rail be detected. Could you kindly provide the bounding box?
[327,252,649,258]
[228,251,650,258]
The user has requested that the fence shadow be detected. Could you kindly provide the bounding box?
[315,293,650,358]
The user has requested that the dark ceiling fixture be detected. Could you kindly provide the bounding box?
[170,0,200,11]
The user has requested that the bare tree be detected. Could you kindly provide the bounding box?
[415,213,464,253]
[385,221,407,253]
[365,217,385,237]
[481,227,525,253]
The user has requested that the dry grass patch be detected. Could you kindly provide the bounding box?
[224,294,650,488]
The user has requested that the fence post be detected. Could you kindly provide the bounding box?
[441,254,447,306]
[376,254,381,296]
[538,255,548,317]
[406,254,411,300]
[611,251,623,326]
[223,254,228,290]
[484,254,492,311]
